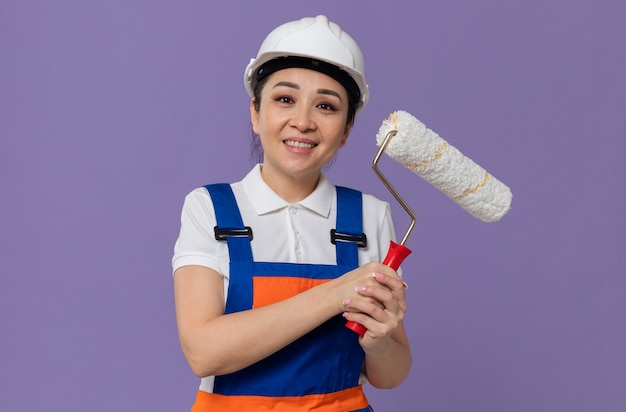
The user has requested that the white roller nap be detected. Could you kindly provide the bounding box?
[376,110,512,222]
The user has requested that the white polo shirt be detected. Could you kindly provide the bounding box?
[172,165,398,286]
[172,164,400,392]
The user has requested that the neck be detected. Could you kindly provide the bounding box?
[260,165,320,203]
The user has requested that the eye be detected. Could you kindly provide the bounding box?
[276,96,294,104]
[317,103,336,111]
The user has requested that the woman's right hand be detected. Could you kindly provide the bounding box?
[328,261,408,350]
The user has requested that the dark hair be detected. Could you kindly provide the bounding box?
[250,74,270,164]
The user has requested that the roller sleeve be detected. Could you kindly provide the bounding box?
[376,111,512,222]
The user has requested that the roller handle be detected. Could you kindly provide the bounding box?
[345,241,412,336]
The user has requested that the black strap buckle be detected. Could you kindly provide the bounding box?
[330,229,367,248]
[214,226,254,241]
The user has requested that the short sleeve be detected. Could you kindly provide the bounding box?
[171,188,225,276]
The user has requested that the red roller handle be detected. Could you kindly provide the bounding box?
[381,241,412,271]
[345,240,412,336]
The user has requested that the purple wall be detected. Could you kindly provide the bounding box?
[2,1,625,411]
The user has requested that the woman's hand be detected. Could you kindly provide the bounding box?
[340,265,407,353]
[328,262,406,350]
[329,261,411,388]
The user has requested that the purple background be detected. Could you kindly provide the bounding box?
[2,1,625,411]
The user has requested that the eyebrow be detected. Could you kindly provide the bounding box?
[272,81,343,101]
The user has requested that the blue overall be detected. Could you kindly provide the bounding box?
[192,183,373,411]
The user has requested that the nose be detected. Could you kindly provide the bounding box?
[289,104,316,132]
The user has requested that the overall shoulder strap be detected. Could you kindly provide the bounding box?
[333,186,365,267]
[204,183,253,262]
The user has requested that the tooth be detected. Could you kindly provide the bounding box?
[286,140,314,149]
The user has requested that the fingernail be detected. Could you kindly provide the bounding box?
[372,272,384,279]
[343,299,351,306]
[402,281,409,289]
[355,285,367,292]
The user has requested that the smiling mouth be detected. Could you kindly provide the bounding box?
[284,140,317,149]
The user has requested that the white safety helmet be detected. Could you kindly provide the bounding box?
[244,15,369,113]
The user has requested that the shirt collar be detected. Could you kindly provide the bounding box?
[242,164,334,218]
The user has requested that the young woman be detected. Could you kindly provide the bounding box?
[172,15,411,411]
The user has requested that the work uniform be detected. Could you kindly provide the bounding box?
[173,165,398,411]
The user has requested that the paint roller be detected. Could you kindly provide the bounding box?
[345,110,513,336]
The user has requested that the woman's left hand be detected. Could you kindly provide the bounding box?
[342,270,408,354]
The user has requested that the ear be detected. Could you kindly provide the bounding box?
[339,120,353,147]
[250,98,260,134]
